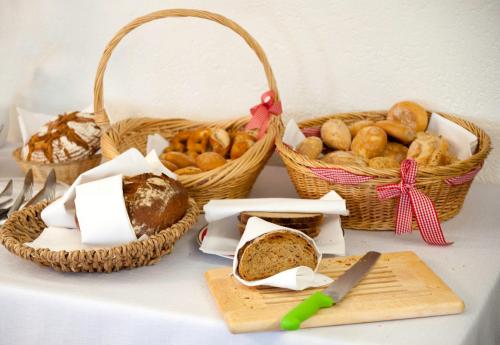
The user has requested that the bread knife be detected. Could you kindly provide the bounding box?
[281,251,381,330]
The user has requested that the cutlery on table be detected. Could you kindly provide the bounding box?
[6,169,34,218]
[0,179,13,198]
[24,169,56,208]
[281,251,381,330]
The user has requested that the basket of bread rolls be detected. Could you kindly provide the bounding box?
[275,101,491,230]
[93,9,281,206]
[13,111,102,184]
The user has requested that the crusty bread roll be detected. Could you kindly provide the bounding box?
[387,101,429,132]
[381,142,408,163]
[375,120,416,145]
[321,151,367,166]
[368,156,400,169]
[297,136,323,159]
[351,126,388,159]
[348,120,375,137]
[160,151,196,169]
[407,132,453,166]
[123,173,189,237]
[195,152,226,171]
[321,119,351,151]
[237,230,318,281]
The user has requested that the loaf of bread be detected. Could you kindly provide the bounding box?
[237,230,318,281]
[22,111,101,163]
[238,211,323,238]
[123,173,189,237]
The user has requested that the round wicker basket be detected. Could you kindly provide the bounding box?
[275,111,491,230]
[93,9,281,206]
[0,199,200,272]
[12,148,101,185]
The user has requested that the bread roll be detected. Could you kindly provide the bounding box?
[348,120,374,137]
[237,230,318,281]
[230,132,256,159]
[297,137,323,159]
[375,120,416,145]
[321,151,367,166]
[195,152,226,171]
[321,119,351,151]
[407,132,453,166]
[388,101,429,132]
[208,128,231,156]
[160,151,196,169]
[175,166,202,175]
[351,126,387,159]
[382,142,408,163]
[368,156,400,169]
[123,173,189,237]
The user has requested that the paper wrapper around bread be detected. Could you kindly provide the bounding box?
[283,114,478,160]
[201,191,348,258]
[27,148,176,250]
[232,217,333,291]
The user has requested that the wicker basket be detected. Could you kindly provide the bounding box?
[275,111,491,230]
[0,198,200,272]
[93,9,281,206]
[12,148,101,185]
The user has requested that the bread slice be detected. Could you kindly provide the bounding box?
[239,211,323,225]
[237,230,318,281]
[238,223,321,238]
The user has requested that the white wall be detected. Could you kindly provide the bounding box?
[1,0,499,182]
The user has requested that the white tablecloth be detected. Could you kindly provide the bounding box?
[0,158,499,345]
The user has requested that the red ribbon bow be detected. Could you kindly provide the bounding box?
[246,91,282,139]
[377,159,452,246]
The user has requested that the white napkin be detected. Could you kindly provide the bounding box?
[26,149,175,250]
[200,191,347,258]
[282,119,306,149]
[233,217,333,290]
[146,134,169,154]
[17,107,56,144]
[75,174,136,245]
[427,113,478,160]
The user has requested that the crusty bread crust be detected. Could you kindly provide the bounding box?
[237,230,318,281]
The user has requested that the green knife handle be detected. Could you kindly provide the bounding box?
[281,291,335,330]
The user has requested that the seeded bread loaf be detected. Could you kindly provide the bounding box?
[237,230,318,281]
[238,212,323,238]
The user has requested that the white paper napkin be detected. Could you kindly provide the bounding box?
[75,174,136,245]
[200,191,347,258]
[146,134,169,154]
[232,217,333,290]
[282,119,306,149]
[17,107,56,144]
[427,113,478,160]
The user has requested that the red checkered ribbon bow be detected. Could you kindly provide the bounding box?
[310,167,374,185]
[377,159,452,246]
[246,90,282,139]
[301,126,321,137]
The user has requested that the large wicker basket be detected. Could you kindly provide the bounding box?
[275,111,491,230]
[93,9,281,206]
[0,199,200,272]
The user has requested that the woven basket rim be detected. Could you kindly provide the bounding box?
[0,198,199,264]
[275,110,491,179]
[12,147,102,167]
[100,115,280,184]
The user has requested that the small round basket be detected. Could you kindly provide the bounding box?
[12,148,101,185]
[94,9,281,207]
[0,199,200,272]
[275,111,491,230]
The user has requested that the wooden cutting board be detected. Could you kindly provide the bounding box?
[205,251,464,333]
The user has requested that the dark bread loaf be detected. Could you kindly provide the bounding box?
[237,230,318,281]
[123,173,188,237]
[238,212,323,238]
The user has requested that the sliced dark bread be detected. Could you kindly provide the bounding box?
[237,230,318,281]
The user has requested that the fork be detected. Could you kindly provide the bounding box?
[6,169,34,217]
[24,169,57,208]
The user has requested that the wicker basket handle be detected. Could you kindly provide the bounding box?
[93,8,279,126]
